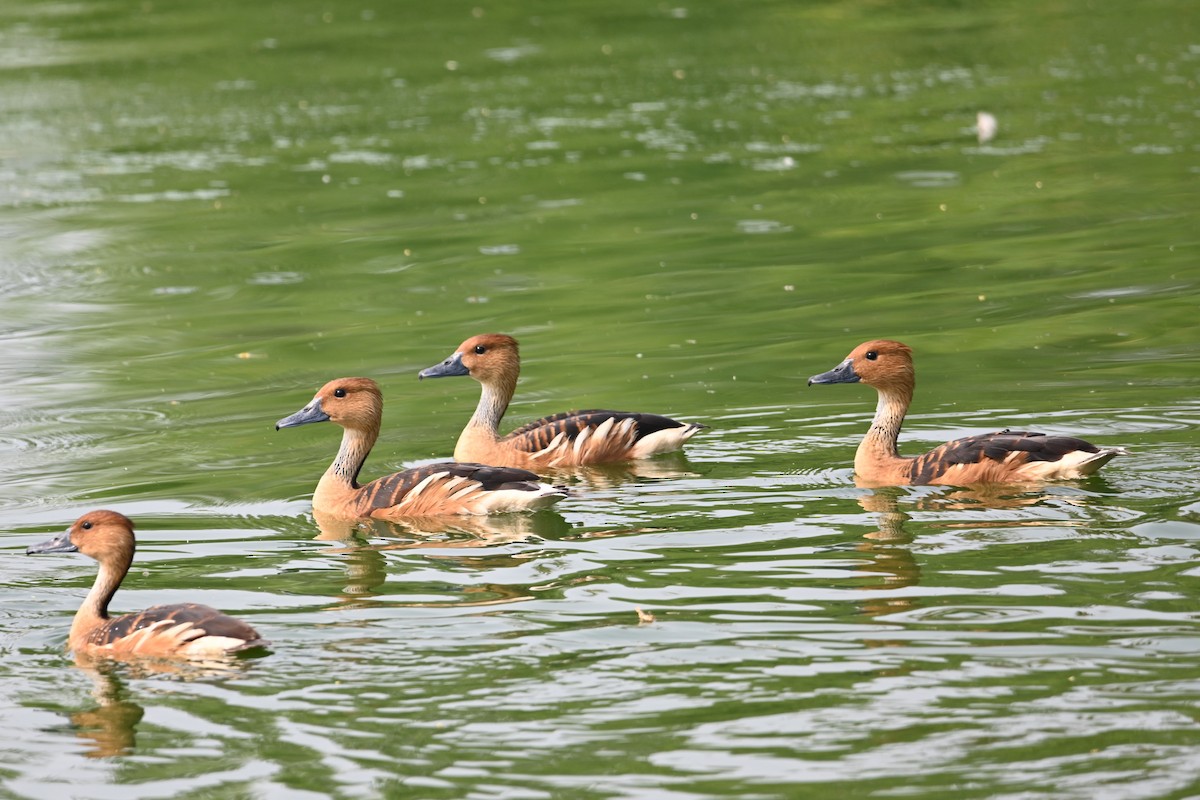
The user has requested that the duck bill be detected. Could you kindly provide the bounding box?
[808,358,860,386]
[27,529,78,555]
[276,398,330,430]
[418,351,469,380]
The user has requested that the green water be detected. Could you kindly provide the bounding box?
[2,0,1198,797]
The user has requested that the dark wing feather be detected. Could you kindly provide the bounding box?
[504,409,688,452]
[908,430,1102,485]
[457,463,550,490]
[358,462,546,511]
[96,603,261,647]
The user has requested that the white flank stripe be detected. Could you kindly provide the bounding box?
[531,431,566,459]
[129,620,172,650]
[592,416,616,446]
[164,621,200,642]
[572,425,592,455]
[449,481,482,501]
[403,472,448,504]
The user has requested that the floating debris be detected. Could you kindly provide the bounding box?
[976,111,998,143]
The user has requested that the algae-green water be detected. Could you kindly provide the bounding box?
[2,1,1198,797]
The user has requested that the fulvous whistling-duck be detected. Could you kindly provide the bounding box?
[808,339,1126,486]
[418,334,705,469]
[26,510,266,658]
[275,376,567,517]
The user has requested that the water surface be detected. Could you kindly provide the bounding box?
[2,1,1198,798]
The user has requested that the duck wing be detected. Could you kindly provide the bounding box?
[909,429,1118,485]
[504,409,696,464]
[357,462,564,515]
[94,604,263,653]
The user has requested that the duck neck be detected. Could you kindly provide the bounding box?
[70,554,130,645]
[465,376,515,441]
[855,384,912,475]
[319,424,377,494]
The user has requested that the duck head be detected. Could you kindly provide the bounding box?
[809,339,915,390]
[276,377,383,432]
[418,333,520,386]
[27,510,135,564]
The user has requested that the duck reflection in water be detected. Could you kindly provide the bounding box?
[309,509,572,608]
[539,451,706,489]
[853,488,922,620]
[852,482,1101,621]
[65,652,257,758]
[68,663,143,758]
[318,540,542,610]
[310,507,571,541]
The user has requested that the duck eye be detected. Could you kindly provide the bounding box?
[473,345,486,355]
[334,387,347,398]
[81,521,93,530]
[865,351,878,361]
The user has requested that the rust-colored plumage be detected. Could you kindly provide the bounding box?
[808,339,1125,486]
[418,334,705,469]
[26,510,265,658]
[276,376,566,518]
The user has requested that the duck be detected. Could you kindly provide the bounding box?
[808,339,1125,486]
[417,333,705,469]
[276,376,567,517]
[26,510,266,658]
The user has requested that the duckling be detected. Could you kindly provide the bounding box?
[26,510,265,657]
[808,339,1125,486]
[418,334,704,469]
[276,376,566,517]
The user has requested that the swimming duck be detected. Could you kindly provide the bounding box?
[808,339,1125,486]
[26,510,265,657]
[418,334,705,469]
[276,376,566,517]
